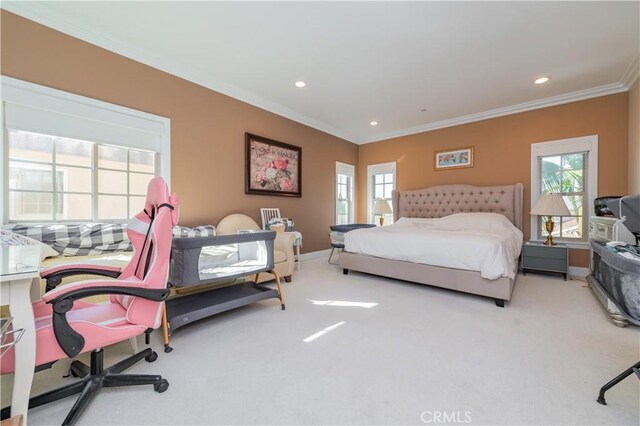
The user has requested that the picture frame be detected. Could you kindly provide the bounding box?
[245,133,302,197]
[434,146,474,170]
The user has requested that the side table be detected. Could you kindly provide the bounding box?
[522,241,568,280]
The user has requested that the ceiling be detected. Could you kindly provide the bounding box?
[3,1,639,144]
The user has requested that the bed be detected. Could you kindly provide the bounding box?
[338,183,524,307]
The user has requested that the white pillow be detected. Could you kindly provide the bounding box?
[0,230,59,260]
[443,212,516,230]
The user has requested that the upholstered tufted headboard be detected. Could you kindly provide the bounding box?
[392,183,524,230]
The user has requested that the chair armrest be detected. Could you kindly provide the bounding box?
[41,263,122,292]
[42,278,144,303]
[275,232,296,259]
[46,282,169,358]
[48,286,169,304]
[274,232,296,278]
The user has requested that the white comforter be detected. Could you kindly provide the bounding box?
[344,213,523,280]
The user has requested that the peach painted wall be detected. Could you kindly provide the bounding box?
[0,11,358,253]
[629,79,640,195]
[357,94,630,267]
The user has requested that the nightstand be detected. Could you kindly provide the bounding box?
[522,241,568,280]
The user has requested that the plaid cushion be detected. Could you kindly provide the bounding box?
[3,223,132,256]
[172,225,216,238]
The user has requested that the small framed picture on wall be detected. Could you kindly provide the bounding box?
[434,146,474,170]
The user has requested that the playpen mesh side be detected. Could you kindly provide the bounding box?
[169,233,275,287]
[591,245,640,324]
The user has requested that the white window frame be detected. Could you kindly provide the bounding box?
[530,135,598,248]
[335,162,355,225]
[9,161,67,221]
[367,161,396,224]
[1,76,171,224]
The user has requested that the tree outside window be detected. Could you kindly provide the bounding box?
[539,152,586,239]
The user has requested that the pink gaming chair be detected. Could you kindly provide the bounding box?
[1,177,179,425]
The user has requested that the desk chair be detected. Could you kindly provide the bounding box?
[0,177,179,426]
[328,224,376,264]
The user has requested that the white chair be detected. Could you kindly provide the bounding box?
[260,208,282,229]
[259,208,302,269]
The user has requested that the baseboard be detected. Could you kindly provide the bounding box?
[568,266,589,278]
[299,249,332,262]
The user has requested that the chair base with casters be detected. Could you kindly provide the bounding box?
[596,360,640,405]
[1,347,168,425]
[0,176,178,426]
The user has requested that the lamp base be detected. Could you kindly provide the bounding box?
[544,217,555,246]
[379,216,385,227]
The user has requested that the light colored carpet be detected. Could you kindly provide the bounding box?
[2,257,639,425]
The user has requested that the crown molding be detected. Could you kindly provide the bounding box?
[357,82,628,144]
[621,51,640,89]
[2,2,635,147]
[0,2,359,143]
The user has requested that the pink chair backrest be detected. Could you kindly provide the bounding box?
[113,177,179,329]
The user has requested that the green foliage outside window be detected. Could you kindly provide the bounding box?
[540,153,585,239]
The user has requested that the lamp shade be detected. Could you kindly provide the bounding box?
[531,193,571,216]
[373,198,393,215]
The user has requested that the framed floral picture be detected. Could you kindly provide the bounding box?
[434,146,474,170]
[245,133,302,197]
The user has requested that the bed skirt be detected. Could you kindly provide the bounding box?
[338,252,517,304]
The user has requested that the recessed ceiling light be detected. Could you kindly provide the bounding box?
[370,121,378,126]
[295,81,306,88]
[534,76,550,85]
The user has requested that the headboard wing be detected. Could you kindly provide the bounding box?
[392,183,524,230]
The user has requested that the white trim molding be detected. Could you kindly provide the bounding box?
[530,135,598,245]
[621,51,640,89]
[360,84,626,145]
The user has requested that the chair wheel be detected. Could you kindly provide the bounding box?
[164,345,173,353]
[154,378,169,393]
[145,351,158,362]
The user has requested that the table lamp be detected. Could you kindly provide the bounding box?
[531,193,571,246]
[373,199,393,226]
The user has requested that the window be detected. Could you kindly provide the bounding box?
[539,153,586,239]
[367,162,396,224]
[7,130,156,222]
[1,76,170,223]
[531,136,598,246]
[336,162,355,225]
[97,144,156,220]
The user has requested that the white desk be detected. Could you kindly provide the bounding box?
[1,245,41,425]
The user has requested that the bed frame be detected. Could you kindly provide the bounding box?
[339,183,524,307]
